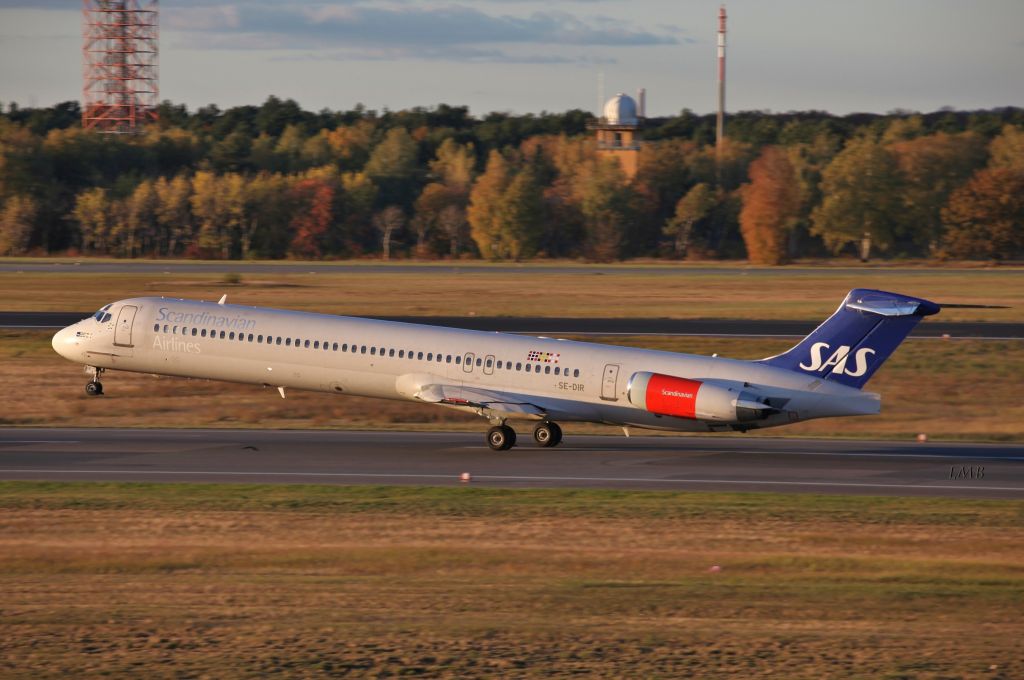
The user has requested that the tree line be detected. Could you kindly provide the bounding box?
[1,97,1022,262]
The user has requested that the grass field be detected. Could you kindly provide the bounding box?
[8,329,1024,441]
[1,266,1022,322]
[1,482,1021,678]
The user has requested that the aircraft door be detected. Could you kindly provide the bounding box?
[114,305,138,347]
[463,352,475,373]
[601,363,620,401]
[483,354,495,375]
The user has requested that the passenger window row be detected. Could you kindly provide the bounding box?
[152,323,581,378]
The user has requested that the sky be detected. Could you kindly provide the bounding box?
[0,0,1022,118]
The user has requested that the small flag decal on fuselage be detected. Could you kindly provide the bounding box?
[527,350,560,364]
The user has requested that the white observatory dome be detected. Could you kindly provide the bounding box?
[603,93,638,125]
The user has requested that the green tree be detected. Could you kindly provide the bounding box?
[811,135,902,256]
[338,172,378,255]
[664,183,715,258]
[209,129,252,173]
[498,167,545,260]
[275,124,306,173]
[243,172,292,258]
[365,127,420,207]
[575,158,633,262]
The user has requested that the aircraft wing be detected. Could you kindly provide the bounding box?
[415,383,548,420]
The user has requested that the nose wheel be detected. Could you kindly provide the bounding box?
[486,425,517,451]
[84,366,105,396]
[533,421,563,447]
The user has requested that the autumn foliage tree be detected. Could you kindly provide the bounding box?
[887,132,986,252]
[2,98,1023,262]
[0,194,36,255]
[940,167,1024,260]
[739,146,801,264]
[467,150,511,260]
[288,178,335,258]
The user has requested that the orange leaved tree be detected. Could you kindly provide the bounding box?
[739,146,801,265]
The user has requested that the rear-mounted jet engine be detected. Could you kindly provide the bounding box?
[626,371,774,423]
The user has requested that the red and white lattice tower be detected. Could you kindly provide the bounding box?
[715,5,727,155]
[82,0,158,134]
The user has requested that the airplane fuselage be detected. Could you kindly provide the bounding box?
[52,296,880,435]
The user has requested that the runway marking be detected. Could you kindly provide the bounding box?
[456,446,1024,461]
[0,441,82,444]
[0,469,1021,492]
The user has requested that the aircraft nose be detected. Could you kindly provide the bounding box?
[52,326,78,359]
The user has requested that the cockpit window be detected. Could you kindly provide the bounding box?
[92,304,113,322]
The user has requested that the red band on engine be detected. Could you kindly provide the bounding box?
[645,374,702,419]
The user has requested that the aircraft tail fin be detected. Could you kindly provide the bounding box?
[758,289,940,389]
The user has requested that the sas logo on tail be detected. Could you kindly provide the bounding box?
[799,343,875,377]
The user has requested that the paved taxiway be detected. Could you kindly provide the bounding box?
[1,429,1021,499]
[4,311,1021,339]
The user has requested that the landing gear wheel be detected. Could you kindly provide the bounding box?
[533,421,563,447]
[85,381,103,396]
[486,425,517,451]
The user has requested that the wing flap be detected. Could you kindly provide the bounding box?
[415,384,548,419]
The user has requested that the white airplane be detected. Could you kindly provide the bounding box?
[52,288,940,450]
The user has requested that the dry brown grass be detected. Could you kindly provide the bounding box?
[8,330,1024,441]
[1,268,1022,321]
[1,484,1021,678]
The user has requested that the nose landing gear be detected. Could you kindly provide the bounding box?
[85,366,104,396]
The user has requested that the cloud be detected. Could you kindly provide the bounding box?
[271,45,618,65]
[164,2,679,51]
[165,6,240,32]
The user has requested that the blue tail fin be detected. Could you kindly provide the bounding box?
[759,289,940,389]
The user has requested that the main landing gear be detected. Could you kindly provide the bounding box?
[532,421,562,448]
[485,421,563,451]
[486,425,517,451]
[85,366,104,396]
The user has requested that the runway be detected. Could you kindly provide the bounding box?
[1,429,1022,499]
[4,311,1021,339]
